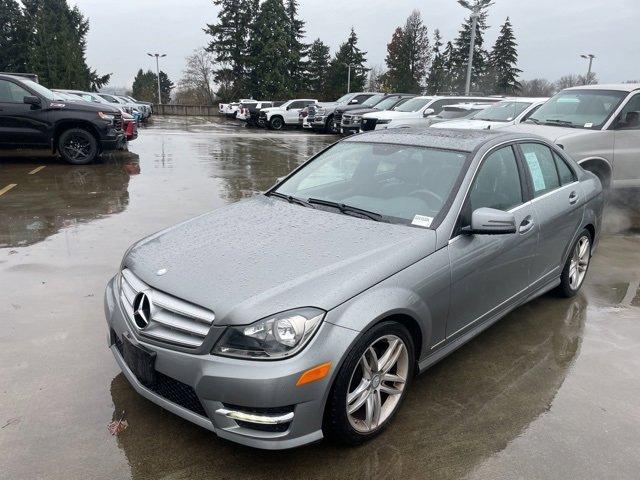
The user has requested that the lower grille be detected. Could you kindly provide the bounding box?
[342,115,352,125]
[114,334,207,417]
[113,114,123,131]
[361,118,377,131]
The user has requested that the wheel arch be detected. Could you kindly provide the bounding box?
[578,157,612,189]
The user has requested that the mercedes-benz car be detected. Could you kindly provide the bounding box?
[104,128,603,449]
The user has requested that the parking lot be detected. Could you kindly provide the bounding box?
[1,117,639,480]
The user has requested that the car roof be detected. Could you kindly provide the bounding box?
[499,97,549,103]
[564,84,640,93]
[345,127,540,152]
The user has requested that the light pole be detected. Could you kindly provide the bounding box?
[147,53,166,104]
[458,0,493,95]
[580,54,596,85]
[343,63,369,93]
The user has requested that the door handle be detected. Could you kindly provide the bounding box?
[569,191,579,205]
[519,216,535,234]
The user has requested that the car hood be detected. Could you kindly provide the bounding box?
[432,119,509,130]
[505,123,598,142]
[363,110,417,120]
[125,196,436,326]
[336,104,372,114]
[54,100,120,114]
[344,107,379,116]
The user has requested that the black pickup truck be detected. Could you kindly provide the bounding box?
[0,74,124,164]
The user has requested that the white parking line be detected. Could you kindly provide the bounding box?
[28,166,46,175]
[0,184,17,197]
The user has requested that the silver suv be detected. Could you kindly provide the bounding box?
[508,84,640,188]
[105,128,602,449]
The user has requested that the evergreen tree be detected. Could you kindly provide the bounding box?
[247,0,291,99]
[306,38,330,97]
[440,41,455,93]
[159,72,175,103]
[0,0,29,72]
[284,0,307,95]
[132,69,173,103]
[204,0,258,99]
[426,29,447,94]
[384,10,430,93]
[325,28,368,99]
[21,0,109,89]
[448,12,490,93]
[487,18,521,94]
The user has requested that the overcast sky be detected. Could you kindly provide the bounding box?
[68,0,639,89]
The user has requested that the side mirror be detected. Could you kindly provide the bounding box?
[462,207,516,235]
[24,96,41,107]
[422,108,435,117]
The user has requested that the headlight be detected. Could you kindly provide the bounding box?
[352,116,362,123]
[316,108,326,115]
[376,119,391,124]
[213,307,325,360]
[98,111,116,123]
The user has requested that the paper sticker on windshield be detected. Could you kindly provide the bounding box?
[584,122,593,128]
[524,152,546,192]
[412,215,433,228]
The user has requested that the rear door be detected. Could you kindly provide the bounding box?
[517,142,583,283]
[611,92,640,186]
[0,78,49,147]
[447,145,538,337]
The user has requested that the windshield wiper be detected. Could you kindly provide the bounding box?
[544,118,577,128]
[307,198,382,221]
[523,117,541,125]
[268,191,314,208]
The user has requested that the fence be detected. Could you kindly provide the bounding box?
[153,104,219,116]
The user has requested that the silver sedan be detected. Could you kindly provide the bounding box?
[104,128,603,449]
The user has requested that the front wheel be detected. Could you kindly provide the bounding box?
[57,128,99,165]
[557,229,592,297]
[326,115,338,134]
[323,321,414,445]
[269,116,284,130]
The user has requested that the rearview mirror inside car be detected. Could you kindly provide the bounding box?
[422,108,435,117]
[23,95,41,107]
[462,207,516,235]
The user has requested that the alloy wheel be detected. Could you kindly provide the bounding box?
[63,134,93,163]
[569,235,590,290]
[346,334,409,433]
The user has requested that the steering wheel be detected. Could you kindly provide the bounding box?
[407,189,443,208]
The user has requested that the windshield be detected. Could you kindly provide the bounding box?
[274,142,467,225]
[361,94,385,107]
[21,79,56,100]
[335,93,352,103]
[393,97,433,112]
[437,108,473,120]
[375,96,405,110]
[473,101,532,122]
[528,90,626,129]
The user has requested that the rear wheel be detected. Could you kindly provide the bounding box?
[269,116,284,130]
[57,128,99,165]
[323,321,414,445]
[557,229,592,297]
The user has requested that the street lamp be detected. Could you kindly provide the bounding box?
[343,63,369,93]
[458,0,494,95]
[147,53,167,104]
[580,54,596,85]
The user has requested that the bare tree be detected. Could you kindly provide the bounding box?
[519,78,556,97]
[178,48,217,104]
[367,65,387,92]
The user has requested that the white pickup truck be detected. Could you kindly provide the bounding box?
[507,84,640,188]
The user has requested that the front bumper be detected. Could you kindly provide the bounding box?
[104,277,358,449]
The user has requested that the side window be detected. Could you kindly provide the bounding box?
[352,95,370,104]
[303,100,315,106]
[520,104,542,122]
[289,101,303,109]
[553,152,576,185]
[614,94,640,130]
[429,99,458,114]
[521,143,560,196]
[469,146,523,212]
[0,80,30,103]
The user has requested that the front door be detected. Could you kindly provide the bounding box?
[518,142,584,282]
[447,145,538,338]
[612,93,640,187]
[0,79,49,147]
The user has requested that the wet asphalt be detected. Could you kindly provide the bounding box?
[1,116,639,480]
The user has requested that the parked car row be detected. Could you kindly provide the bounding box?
[0,73,141,164]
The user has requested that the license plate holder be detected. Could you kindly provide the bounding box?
[122,333,157,387]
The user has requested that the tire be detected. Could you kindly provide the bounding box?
[557,229,592,297]
[57,128,99,165]
[323,321,415,446]
[326,115,338,134]
[269,116,284,130]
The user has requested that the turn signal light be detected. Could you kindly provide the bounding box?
[296,362,331,386]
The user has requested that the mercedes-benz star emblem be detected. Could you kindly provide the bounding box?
[133,292,152,329]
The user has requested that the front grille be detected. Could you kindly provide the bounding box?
[361,118,377,131]
[342,115,352,126]
[114,335,207,417]
[113,114,123,131]
[120,268,215,349]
